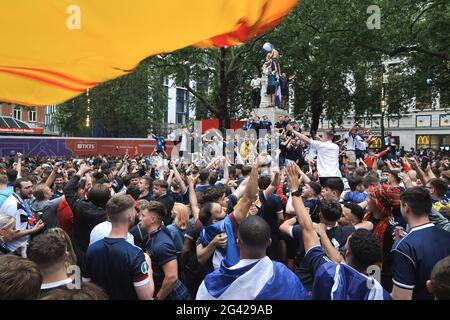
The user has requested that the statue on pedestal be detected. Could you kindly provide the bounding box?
[261,42,281,108]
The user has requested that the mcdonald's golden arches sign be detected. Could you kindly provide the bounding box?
[417,135,430,145]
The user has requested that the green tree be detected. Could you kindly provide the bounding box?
[265,0,449,132]
[55,59,167,137]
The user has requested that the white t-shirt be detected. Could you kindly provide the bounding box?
[89,221,135,246]
[355,135,366,151]
[212,141,223,157]
[180,130,189,152]
[344,133,356,151]
[0,194,31,252]
[250,78,261,89]
[310,140,342,178]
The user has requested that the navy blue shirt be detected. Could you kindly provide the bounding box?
[258,191,284,261]
[292,224,355,291]
[259,120,272,130]
[168,189,189,204]
[195,184,211,193]
[304,198,320,223]
[268,74,276,86]
[84,238,149,300]
[391,223,450,300]
[226,194,238,214]
[258,191,283,236]
[155,136,165,151]
[305,246,391,300]
[143,227,178,293]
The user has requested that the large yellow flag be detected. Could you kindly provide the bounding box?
[0,0,297,106]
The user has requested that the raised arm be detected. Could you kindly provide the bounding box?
[263,167,280,200]
[425,163,436,180]
[171,162,187,194]
[205,157,218,171]
[235,146,245,165]
[233,156,263,224]
[315,223,344,264]
[222,157,230,185]
[410,158,428,185]
[16,153,23,179]
[231,176,249,200]
[287,165,321,252]
[279,217,297,237]
[292,130,311,145]
[45,164,58,188]
[188,176,200,221]
[299,168,311,184]
[64,163,90,212]
[349,123,358,135]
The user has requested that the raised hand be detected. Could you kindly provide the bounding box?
[77,163,91,176]
[287,164,300,192]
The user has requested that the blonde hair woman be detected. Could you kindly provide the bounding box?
[0,214,16,255]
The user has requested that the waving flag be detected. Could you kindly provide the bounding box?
[196,257,309,300]
[0,0,298,106]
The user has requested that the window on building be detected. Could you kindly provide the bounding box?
[29,108,37,122]
[13,106,21,120]
[176,88,189,124]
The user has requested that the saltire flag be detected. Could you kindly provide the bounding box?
[274,82,282,107]
[0,0,298,106]
[199,215,240,269]
[313,263,392,300]
[196,256,309,300]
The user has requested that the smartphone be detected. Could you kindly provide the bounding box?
[34,211,43,223]
[394,226,406,241]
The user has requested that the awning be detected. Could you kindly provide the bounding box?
[0,116,44,134]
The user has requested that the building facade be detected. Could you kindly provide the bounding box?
[319,108,450,151]
[0,102,46,134]
[163,77,196,128]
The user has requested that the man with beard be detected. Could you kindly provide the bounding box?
[0,178,45,255]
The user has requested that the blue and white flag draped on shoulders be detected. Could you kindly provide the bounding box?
[199,215,240,269]
[313,263,392,300]
[196,257,309,300]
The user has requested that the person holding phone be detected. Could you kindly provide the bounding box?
[0,178,45,257]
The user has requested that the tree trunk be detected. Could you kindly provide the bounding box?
[217,48,230,133]
[310,84,323,135]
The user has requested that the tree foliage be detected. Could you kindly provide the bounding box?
[55,0,449,136]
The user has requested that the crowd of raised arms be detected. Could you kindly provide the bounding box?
[1,120,450,301]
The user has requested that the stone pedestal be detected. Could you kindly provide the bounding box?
[260,75,270,108]
[253,107,288,126]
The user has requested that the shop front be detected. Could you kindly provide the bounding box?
[416,134,450,150]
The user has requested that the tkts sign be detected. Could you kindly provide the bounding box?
[75,142,96,151]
